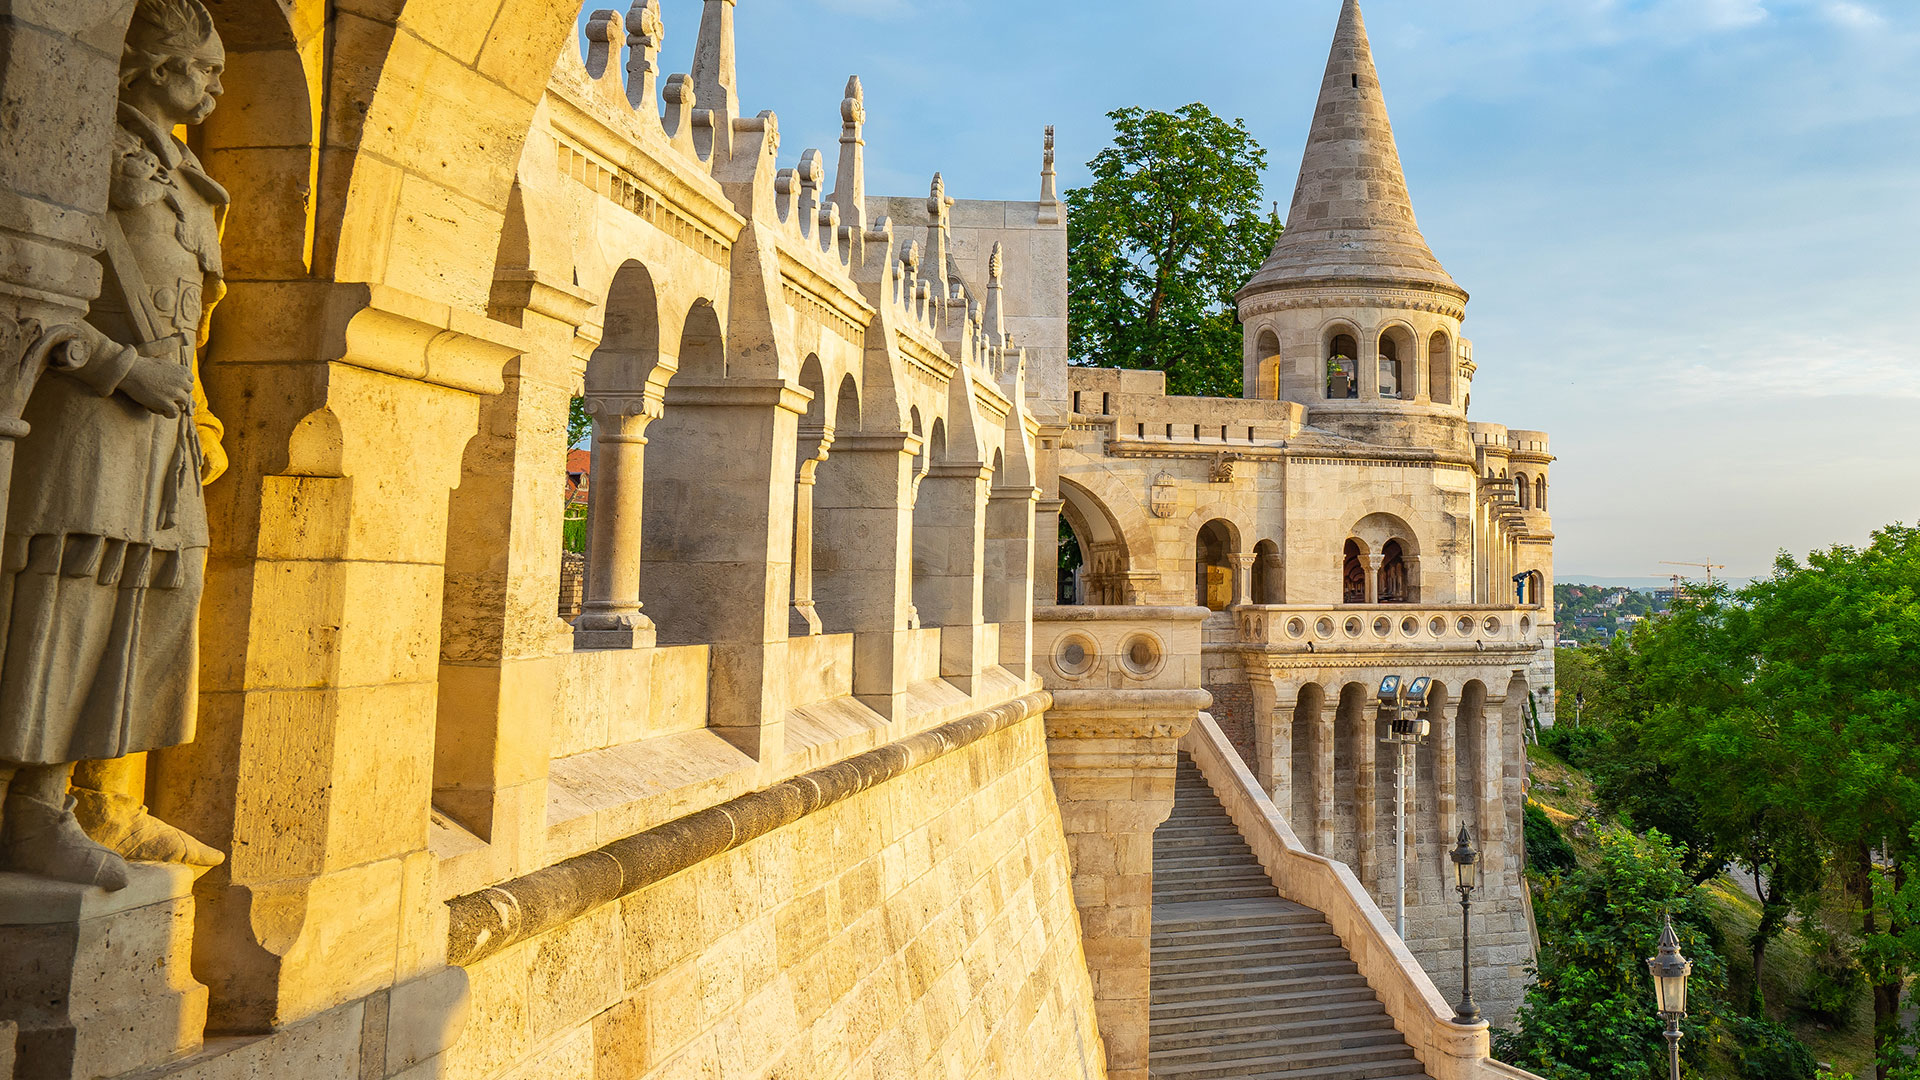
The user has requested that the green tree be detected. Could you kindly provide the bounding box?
[1495,827,1726,1079]
[1582,526,1920,1073]
[568,397,591,448]
[1627,586,1825,1013]
[1065,104,1283,397]
[1722,526,1920,1075]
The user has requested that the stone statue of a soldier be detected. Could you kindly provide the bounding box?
[0,0,229,889]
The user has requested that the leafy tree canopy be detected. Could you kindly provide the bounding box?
[1066,104,1283,397]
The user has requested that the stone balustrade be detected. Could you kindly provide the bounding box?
[1234,603,1546,654]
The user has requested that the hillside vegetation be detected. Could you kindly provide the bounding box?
[1502,525,1917,1080]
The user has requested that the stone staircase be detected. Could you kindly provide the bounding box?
[1150,753,1431,1080]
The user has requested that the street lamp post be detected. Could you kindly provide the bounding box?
[1648,913,1692,1080]
[1379,676,1432,938]
[1450,826,1480,1024]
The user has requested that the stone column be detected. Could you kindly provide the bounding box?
[986,481,1038,677]
[815,431,918,717]
[1433,699,1459,858]
[1246,668,1289,803]
[1229,553,1257,607]
[575,403,657,649]
[435,271,591,861]
[918,462,990,692]
[1045,689,1207,1080]
[1355,701,1379,891]
[0,0,129,549]
[1363,554,1385,604]
[151,286,522,1031]
[1478,693,1509,883]
[639,377,807,759]
[789,422,834,636]
[1033,496,1064,605]
[1314,706,1336,855]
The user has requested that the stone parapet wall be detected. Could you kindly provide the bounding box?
[442,707,1106,1080]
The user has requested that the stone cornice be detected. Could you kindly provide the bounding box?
[1237,283,1467,322]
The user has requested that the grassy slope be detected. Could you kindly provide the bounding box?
[1524,744,1873,1077]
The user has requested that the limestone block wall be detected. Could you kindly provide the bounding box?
[442,710,1107,1080]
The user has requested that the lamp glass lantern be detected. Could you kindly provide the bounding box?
[1648,913,1692,1016]
[1450,826,1479,891]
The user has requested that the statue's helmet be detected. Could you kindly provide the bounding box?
[122,0,221,81]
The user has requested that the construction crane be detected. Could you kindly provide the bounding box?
[1659,559,1726,600]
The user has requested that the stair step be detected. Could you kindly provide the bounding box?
[1150,753,1430,1079]
[1151,1028,1409,1066]
[1150,997,1388,1038]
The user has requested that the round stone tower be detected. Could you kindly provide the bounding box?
[1238,0,1471,450]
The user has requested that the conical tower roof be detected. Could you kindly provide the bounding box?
[1242,0,1462,299]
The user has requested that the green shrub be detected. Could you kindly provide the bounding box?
[1727,1014,1818,1080]
[1539,723,1607,770]
[1524,802,1577,874]
[1799,937,1864,1027]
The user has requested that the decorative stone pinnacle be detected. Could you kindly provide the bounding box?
[841,75,865,128]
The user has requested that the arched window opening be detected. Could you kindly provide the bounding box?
[789,357,831,635]
[1514,472,1530,510]
[1378,539,1409,603]
[1428,331,1452,404]
[1342,539,1366,604]
[1058,516,1085,604]
[808,375,864,634]
[637,300,731,643]
[1327,333,1357,399]
[1536,475,1547,510]
[1256,329,1282,401]
[1252,538,1283,604]
[909,418,948,627]
[1196,520,1234,611]
[1378,333,1402,398]
[576,261,662,645]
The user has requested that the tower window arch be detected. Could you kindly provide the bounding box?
[1428,330,1452,404]
[1327,333,1357,399]
[1536,475,1547,510]
[1378,332,1403,398]
[1514,472,1530,509]
[1254,328,1282,401]
[1379,539,1409,603]
[1342,539,1366,604]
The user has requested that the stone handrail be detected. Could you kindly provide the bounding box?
[1180,712,1545,1080]
[1233,603,1546,652]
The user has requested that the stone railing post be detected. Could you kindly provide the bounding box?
[814,430,918,717]
[150,284,522,1032]
[1230,552,1257,607]
[789,422,833,635]
[986,481,1038,677]
[1045,690,1206,1080]
[1033,605,1209,1080]
[433,270,592,866]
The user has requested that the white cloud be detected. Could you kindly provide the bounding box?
[1822,0,1887,29]
[1696,0,1770,28]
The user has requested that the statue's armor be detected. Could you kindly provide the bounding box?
[0,104,227,764]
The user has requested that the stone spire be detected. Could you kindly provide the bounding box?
[1243,0,1460,298]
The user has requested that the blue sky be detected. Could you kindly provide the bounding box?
[594,0,1920,580]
